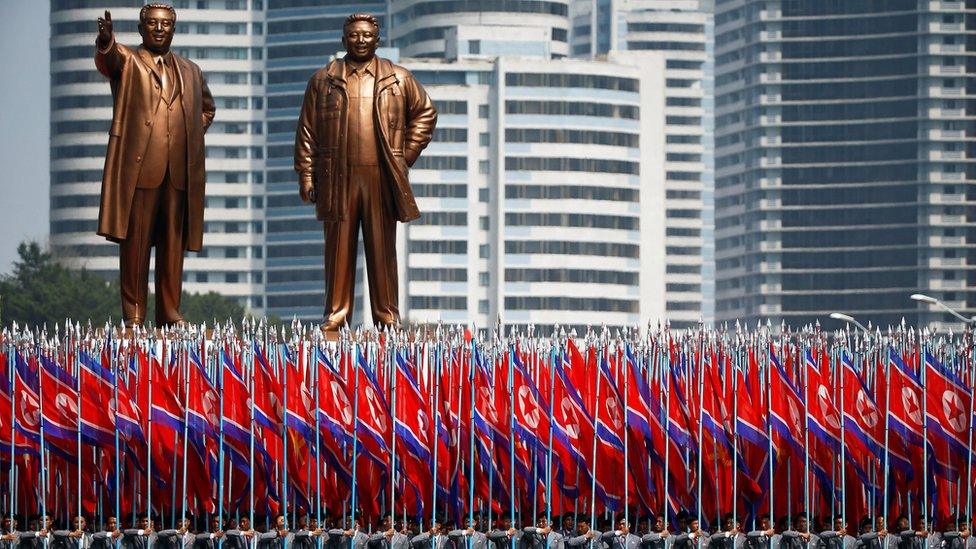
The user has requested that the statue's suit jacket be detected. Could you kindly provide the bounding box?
[94,37,215,251]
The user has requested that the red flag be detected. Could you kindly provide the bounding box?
[925,351,971,481]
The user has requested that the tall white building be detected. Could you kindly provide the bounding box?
[49,0,267,313]
[399,32,670,333]
[570,0,709,327]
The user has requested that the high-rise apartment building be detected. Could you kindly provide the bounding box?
[50,0,267,312]
[571,0,710,326]
[714,0,976,331]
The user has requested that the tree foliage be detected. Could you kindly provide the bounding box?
[0,241,249,328]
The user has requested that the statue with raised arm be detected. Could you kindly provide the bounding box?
[95,4,215,326]
[294,13,437,332]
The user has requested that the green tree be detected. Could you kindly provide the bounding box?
[0,240,253,328]
[0,241,118,328]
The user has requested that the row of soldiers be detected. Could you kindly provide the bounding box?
[0,511,972,549]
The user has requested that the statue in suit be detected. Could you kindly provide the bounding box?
[295,13,437,332]
[95,3,215,326]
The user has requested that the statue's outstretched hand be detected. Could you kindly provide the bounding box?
[97,10,113,47]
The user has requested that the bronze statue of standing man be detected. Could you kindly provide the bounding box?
[295,13,437,332]
[94,4,215,326]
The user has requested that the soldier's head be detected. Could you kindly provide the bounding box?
[561,513,575,532]
[210,515,222,531]
[833,515,845,533]
[757,514,771,532]
[874,516,885,533]
[138,3,176,56]
[575,515,590,535]
[858,517,872,535]
[239,517,250,531]
[1,516,13,532]
[675,512,690,533]
[636,515,651,535]
[722,513,735,533]
[653,515,665,533]
[275,514,286,530]
[106,517,117,532]
[379,513,393,531]
[73,516,87,532]
[793,514,808,534]
[137,513,150,530]
[342,13,380,64]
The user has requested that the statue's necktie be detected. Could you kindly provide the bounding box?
[157,58,170,100]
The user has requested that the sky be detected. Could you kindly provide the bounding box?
[0,1,50,274]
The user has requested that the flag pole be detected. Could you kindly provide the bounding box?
[147,335,155,527]
[803,350,810,531]
[546,333,557,538]
[389,340,397,524]
[217,341,227,546]
[248,334,256,534]
[589,334,601,549]
[622,337,629,528]
[662,334,670,531]
[280,335,289,537]
[7,334,15,529]
[966,337,975,532]
[350,340,360,542]
[468,338,476,543]
[74,328,82,529]
[181,336,191,524]
[920,336,929,531]
[314,338,322,543]
[839,345,847,528]
[882,347,893,526]
[696,328,705,538]
[433,337,442,526]
[507,338,515,548]
[765,332,774,527]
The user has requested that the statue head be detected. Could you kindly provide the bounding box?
[342,13,380,63]
[139,3,176,56]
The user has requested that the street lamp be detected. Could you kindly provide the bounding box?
[829,312,870,334]
[910,293,976,325]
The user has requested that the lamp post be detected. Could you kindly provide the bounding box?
[910,293,976,326]
[829,312,870,334]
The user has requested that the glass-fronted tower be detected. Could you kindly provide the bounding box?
[714,0,976,331]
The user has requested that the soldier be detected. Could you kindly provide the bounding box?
[559,516,579,541]
[521,515,564,549]
[487,517,521,549]
[52,516,92,549]
[155,515,193,549]
[412,520,452,549]
[448,515,488,549]
[289,513,325,549]
[368,513,408,549]
[120,514,155,549]
[598,516,639,549]
[224,516,257,549]
[567,515,602,549]
[90,517,121,549]
[329,515,368,549]
[1,517,19,549]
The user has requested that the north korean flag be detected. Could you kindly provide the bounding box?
[805,350,841,452]
[925,351,971,480]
